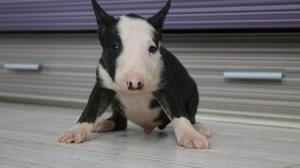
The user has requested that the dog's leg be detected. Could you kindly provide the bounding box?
[58,83,115,143]
[153,90,211,149]
[92,118,115,133]
[93,108,127,132]
[185,93,213,138]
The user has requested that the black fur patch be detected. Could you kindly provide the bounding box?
[153,31,160,48]
[77,84,115,123]
[98,22,122,81]
[109,98,128,131]
[111,98,125,114]
[149,99,160,109]
[155,111,170,130]
[147,0,171,31]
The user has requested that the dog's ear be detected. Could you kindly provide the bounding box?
[147,0,171,31]
[91,0,116,33]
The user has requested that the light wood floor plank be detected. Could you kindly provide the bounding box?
[0,102,300,168]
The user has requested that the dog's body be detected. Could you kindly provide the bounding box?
[59,0,212,149]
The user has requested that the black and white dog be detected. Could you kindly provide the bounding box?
[59,0,212,149]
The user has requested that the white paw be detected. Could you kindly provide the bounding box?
[58,123,93,144]
[92,119,115,132]
[178,129,211,149]
[193,123,213,138]
[173,118,212,149]
[58,131,87,144]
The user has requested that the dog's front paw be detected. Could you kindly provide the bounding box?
[177,129,211,149]
[173,118,212,149]
[58,123,93,144]
[58,131,86,144]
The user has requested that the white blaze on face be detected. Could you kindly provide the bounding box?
[114,16,162,92]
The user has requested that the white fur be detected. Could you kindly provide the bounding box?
[97,16,162,92]
[97,64,114,89]
[172,118,195,140]
[114,16,162,92]
[58,122,93,143]
[172,118,210,149]
[117,92,161,128]
[72,122,94,133]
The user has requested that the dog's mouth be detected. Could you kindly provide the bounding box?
[114,85,152,95]
[113,77,158,94]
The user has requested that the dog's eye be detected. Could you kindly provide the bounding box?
[111,44,120,50]
[111,42,120,50]
[148,45,158,54]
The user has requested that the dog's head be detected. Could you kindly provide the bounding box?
[92,0,171,92]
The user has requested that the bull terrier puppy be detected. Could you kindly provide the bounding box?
[59,0,212,149]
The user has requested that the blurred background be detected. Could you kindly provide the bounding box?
[1,0,300,128]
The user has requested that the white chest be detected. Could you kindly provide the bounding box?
[116,92,161,128]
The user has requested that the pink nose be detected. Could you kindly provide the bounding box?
[126,80,144,91]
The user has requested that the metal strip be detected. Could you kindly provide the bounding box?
[3,63,40,71]
[224,71,283,80]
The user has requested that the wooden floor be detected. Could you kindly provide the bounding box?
[0,102,300,168]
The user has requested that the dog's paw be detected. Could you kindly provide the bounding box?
[58,123,93,144]
[173,118,212,149]
[193,123,212,138]
[177,129,211,149]
[58,131,86,144]
[92,119,115,132]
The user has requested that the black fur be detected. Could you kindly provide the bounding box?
[153,47,199,124]
[91,0,116,36]
[157,111,171,130]
[92,0,121,80]
[147,0,171,31]
[98,26,122,80]
[149,99,160,109]
[108,99,127,131]
[77,82,115,123]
